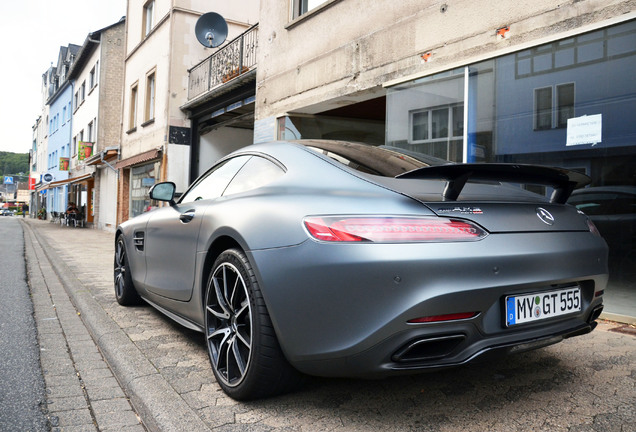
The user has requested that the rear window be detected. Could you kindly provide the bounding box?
[302,141,446,177]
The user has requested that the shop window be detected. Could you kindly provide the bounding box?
[131,161,160,218]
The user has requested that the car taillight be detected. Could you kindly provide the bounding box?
[586,219,602,237]
[303,216,487,243]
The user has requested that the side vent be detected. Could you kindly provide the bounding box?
[133,232,145,251]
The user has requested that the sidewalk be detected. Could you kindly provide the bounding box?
[22,218,208,432]
[22,217,636,432]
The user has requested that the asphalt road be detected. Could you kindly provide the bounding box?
[0,217,48,431]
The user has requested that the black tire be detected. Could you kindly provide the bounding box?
[114,236,143,306]
[204,248,303,400]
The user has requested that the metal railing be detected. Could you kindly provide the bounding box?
[188,24,258,100]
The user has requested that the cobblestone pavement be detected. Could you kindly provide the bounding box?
[23,218,636,432]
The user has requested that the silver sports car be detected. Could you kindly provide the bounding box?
[114,140,608,400]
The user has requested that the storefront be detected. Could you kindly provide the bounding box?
[67,175,94,227]
[130,160,161,217]
[115,148,163,222]
[385,19,636,319]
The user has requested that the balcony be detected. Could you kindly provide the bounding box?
[188,24,258,101]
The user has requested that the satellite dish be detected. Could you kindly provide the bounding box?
[195,12,228,48]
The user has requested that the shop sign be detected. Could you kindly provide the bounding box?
[78,142,94,161]
[60,157,70,171]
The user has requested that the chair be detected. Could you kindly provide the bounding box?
[49,211,58,223]
[73,212,84,228]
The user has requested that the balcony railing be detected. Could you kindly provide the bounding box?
[188,24,258,100]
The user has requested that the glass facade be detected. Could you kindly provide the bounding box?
[387,19,636,317]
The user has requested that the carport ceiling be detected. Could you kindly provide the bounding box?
[318,97,386,121]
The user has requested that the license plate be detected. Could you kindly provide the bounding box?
[505,286,581,327]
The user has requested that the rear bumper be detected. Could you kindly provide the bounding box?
[249,231,608,377]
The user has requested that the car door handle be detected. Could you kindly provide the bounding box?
[179,210,195,223]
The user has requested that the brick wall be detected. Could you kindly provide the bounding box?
[117,168,130,225]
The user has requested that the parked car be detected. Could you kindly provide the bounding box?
[568,185,636,284]
[1,209,14,216]
[115,140,608,400]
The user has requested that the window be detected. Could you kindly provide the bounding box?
[73,136,77,156]
[87,121,94,142]
[293,0,329,18]
[144,71,155,122]
[131,160,161,217]
[534,87,552,130]
[224,156,285,196]
[143,0,155,37]
[129,83,138,130]
[80,81,86,103]
[533,83,575,130]
[89,63,98,89]
[180,156,251,203]
[557,83,575,128]
[74,91,79,110]
[62,107,67,124]
[409,104,464,160]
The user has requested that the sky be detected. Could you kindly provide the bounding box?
[0,0,127,154]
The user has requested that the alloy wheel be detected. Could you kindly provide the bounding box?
[114,239,126,299]
[206,262,253,387]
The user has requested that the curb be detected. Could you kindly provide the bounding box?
[23,220,211,432]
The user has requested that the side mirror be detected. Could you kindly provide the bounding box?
[149,182,177,206]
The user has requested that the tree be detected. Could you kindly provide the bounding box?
[0,152,29,180]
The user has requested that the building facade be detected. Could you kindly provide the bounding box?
[68,18,126,231]
[31,67,53,217]
[253,0,636,317]
[117,0,259,223]
[42,44,80,215]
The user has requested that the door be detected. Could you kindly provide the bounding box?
[143,155,251,301]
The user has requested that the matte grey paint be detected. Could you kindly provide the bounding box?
[117,141,608,378]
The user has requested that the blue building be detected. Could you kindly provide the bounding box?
[44,44,80,214]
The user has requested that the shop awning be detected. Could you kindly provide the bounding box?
[86,147,119,166]
[42,173,95,189]
[114,148,161,169]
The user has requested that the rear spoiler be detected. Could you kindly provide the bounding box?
[396,164,590,204]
